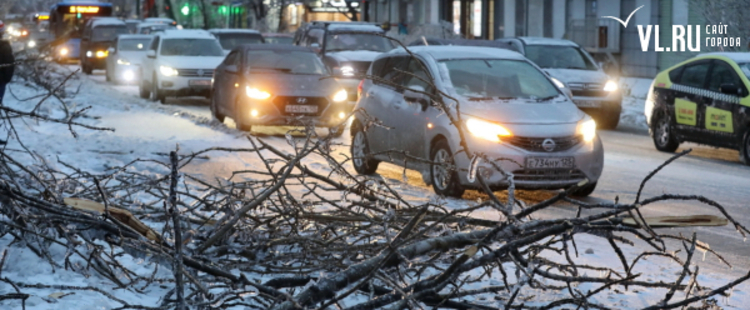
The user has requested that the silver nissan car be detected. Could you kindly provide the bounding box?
[350,46,604,197]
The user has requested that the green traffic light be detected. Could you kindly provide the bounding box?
[181,4,190,16]
[218,6,228,15]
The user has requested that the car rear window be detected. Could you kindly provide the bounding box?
[215,33,264,50]
[160,39,224,56]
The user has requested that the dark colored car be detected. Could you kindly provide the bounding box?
[262,32,293,45]
[294,21,395,103]
[210,44,348,135]
[80,19,129,74]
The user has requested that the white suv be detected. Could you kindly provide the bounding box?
[139,30,225,103]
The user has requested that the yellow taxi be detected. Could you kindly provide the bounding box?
[645,53,750,164]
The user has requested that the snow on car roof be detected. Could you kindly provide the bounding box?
[117,34,153,40]
[701,52,750,63]
[327,24,384,32]
[209,28,260,34]
[518,37,578,46]
[388,46,526,61]
[91,19,127,27]
[157,29,215,39]
[137,22,168,28]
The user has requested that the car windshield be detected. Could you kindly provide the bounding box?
[215,33,264,50]
[264,36,293,45]
[118,38,151,51]
[524,45,598,70]
[325,33,394,52]
[92,25,130,42]
[160,39,224,56]
[246,50,328,75]
[439,59,560,100]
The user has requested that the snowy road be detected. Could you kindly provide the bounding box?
[5,69,750,308]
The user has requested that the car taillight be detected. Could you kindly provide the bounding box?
[357,79,364,98]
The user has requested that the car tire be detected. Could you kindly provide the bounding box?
[139,78,150,99]
[82,63,92,75]
[651,111,679,153]
[598,103,621,130]
[210,91,225,123]
[235,99,252,132]
[151,73,166,104]
[430,139,465,198]
[350,123,379,175]
[740,129,750,166]
[571,181,597,197]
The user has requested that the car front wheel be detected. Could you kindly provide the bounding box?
[210,91,225,123]
[350,125,379,175]
[139,77,150,99]
[151,73,166,104]
[430,140,465,198]
[571,181,597,197]
[598,103,621,130]
[234,99,252,131]
[651,112,679,152]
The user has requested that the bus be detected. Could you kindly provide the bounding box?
[49,1,113,62]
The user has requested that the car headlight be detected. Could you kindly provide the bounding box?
[245,87,271,100]
[95,50,108,58]
[332,89,347,102]
[577,119,597,142]
[159,65,179,76]
[86,51,93,58]
[551,77,565,88]
[123,70,135,81]
[27,40,36,48]
[603,80,618,92]
[117,58,131,65]
[60,47,69,56]
[466,118,512,143]
[339,65,355,77]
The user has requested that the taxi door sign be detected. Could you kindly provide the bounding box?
[675,98,697,126]
[705,107,733,133]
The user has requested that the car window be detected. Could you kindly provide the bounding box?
[160,39,224,56]
[118,38,151,51]
[245,50,327,75]
[370,57,388,78]
[377,56,410,88]
[680,62,710,89]
[149,37,159,51]
[264,36,293,44]
[92,26,129,42]
[223,51,239,66]
[325,33,394,53]
[736,62,750,81]
[523,45,598,70]
[668,66,684,83]
[707,61,741,93]
[403,59,434,93]
[215,33,264,50]
[439,59,559,100]
[305,29,324,46]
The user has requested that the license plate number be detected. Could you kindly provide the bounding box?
[189,79,211,86]
[525,157,575,169]
[575,100,601,108]
[285,105,318,114]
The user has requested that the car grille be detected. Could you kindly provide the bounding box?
[504,135,582,152]
[178,69,215,77]
[512,169,586,182]
[568,82,608,97]
[273,96,329,116]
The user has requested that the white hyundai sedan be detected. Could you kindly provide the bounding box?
[139,30,225,103]
[351,46,604,197]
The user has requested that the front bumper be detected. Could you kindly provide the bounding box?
[237,96,351,127]
[570,92,622,111]
[158,76,212,97]
[452,135,604,190]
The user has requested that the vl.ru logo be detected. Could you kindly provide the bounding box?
[602,5,741,52]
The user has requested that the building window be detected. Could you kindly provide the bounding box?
[289,5,298,26]
[453,1,461,34]
[473,0,482,37]
[515,0,526,36]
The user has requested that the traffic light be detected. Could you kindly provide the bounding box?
[181,4,189,15]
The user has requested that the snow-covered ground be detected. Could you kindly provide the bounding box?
[2,70,750,309]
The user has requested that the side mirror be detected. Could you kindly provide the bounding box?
[146,50,156,59]
[310,42,321,53]
[107,47,116,54]
[225,65,238,74]
[720,83,740,95]
[404,85,430,111]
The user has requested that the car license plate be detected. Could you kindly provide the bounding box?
[575,100,601,108]
[285,105,318,114]
[525,157,575,169]
[189,79,211,86]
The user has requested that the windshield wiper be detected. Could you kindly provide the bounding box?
[533,95,558,102]
[251,67,292,72]
[467,96,516,101]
